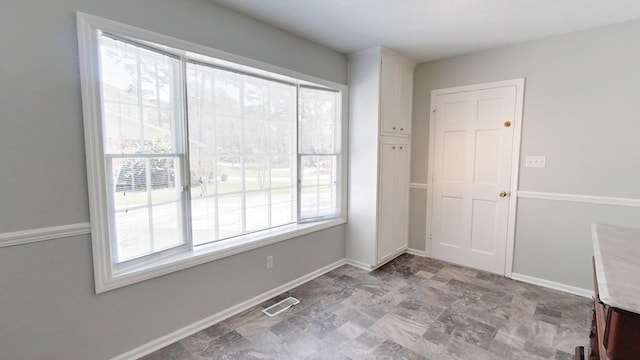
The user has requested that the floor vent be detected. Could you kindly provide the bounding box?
[262,296,300,317]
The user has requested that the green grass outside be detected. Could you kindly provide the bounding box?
[113,171,332,207]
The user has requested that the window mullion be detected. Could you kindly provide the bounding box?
[314,96,320,217]
[145,157,155,252]
[179,56,193,251]
[155,62,160,126]
[240,81,247,233]
[267,84,272,229]
[295,84,301,223]
[136,48,145,152]
[105,157,120,264]
[212,73,220,242]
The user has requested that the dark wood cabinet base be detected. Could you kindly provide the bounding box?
[589,257,640,360]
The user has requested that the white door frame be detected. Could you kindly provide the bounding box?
[426,78,525,277]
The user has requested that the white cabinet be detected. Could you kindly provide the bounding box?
[380,58,413,137]
[377,137,411,263]
[346,46,415,269]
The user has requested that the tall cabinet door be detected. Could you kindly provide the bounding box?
[393,138,411,254]
[377,137,411,263]
[377,140,397,262]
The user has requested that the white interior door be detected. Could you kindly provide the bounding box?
[430,82,520,275]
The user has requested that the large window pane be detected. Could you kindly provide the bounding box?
[299,87,338,154]
[246,191,269,232]
[218,194,243,239]
[215,118,241,154]
[150,157,183,251]
[115,205,151,261]
[271,156,293,189]
[100,36,177,155]
[271,188,294,226]
[298,86,340,221]
[244,81,267,120]
[100,35,186,263]
[191,194,217,246]
[215,75,241,117]
[245,155,269,191]
[186,62,296,245]
[245,119,269,154]
[152,202,184,251]
[109,155,185,261]
[217,156,242,194]
[300,155,338,219]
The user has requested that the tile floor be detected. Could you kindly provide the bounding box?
[142,254,592,359]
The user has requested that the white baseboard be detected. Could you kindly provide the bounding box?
[346,249,427,271]
[345,258,374,271]
[405,248,427,257]
[111,258,347,360]
[510,272,593,298]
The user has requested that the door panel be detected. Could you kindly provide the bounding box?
[474,130,501,184]
[380,59,413,137]
[397,66,413,135]
[470,199,498,254]
[377,141,396,261]
[431,85,517,274]
[439,196,464,248]
[442,131,466,182]
[380,59,399,135]
[394,140,411,253]
[377,138,410,263]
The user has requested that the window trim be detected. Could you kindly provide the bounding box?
[76,12,348,293]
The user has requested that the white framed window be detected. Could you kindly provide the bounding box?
[77,13,347,293]
[298,86,341,221]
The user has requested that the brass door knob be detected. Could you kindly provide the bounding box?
[499,191,508,197]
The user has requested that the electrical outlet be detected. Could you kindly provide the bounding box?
[525,155,546,168]
[266,255,274,270]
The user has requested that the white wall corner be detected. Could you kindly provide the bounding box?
[345,258,375,271]
[405,248,427,257]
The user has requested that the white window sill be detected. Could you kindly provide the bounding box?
[97,218,346,293]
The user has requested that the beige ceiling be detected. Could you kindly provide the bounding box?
[211,0,640,62]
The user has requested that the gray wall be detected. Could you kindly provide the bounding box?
[410,19,640,289]
[0,1,347,359]
[0,228,345,360]
[408,188,427,251]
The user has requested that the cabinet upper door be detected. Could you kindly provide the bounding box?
[380,58,412,137]
[397,66,413,136]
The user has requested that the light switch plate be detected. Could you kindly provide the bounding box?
[525,156,546,168]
